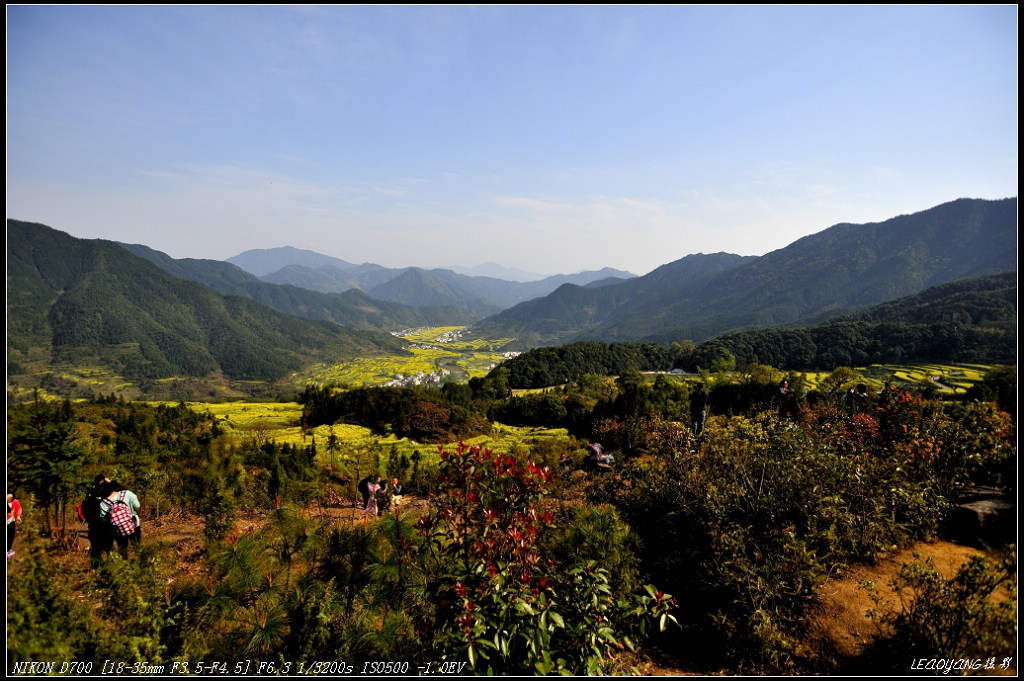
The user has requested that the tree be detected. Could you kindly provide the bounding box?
[7,395,86,539]
[817,366,862,401]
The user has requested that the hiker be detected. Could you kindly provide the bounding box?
[777,379,796,419]
[377,479,392,514]
[358,475,374,510]
[843,386,858,410]
[7,491,23,559]
[99,481,141,556]
[690,383,708,435]
[364,476,381,517]
[82,475,113,568]
[390,477,404,509]
[559,452,573,478]
[586,443,613,471]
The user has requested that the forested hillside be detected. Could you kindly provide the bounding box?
[7,220,405,391]
[683,271,1017,371]
[471,252,756,347]
[496,272,1016,389]
[472,197,1017,348]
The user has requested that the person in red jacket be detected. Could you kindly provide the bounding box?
[7,491,24,558]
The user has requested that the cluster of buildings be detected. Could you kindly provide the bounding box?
[383,369,451,388]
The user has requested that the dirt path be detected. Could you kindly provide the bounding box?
[808,540,1002,658]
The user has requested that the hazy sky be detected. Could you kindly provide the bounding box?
[7,5,1017,277]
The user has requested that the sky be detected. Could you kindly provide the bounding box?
[6,5,1018,277]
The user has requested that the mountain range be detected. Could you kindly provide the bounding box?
[225,247,636,315]
[6,197,1017,399]
[226,249,549,283]
[468,197,1018,347]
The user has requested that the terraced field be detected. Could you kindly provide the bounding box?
[800,362,990,395]
[307,326,518,387]
[188,399,569,470]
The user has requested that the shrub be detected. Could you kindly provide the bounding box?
[413,442,677,674]
[586,408,957,671]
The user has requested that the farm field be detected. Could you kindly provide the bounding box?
[307,326,519,388]
[190,399,571,469]
[181,357,996,474]
[785,362,990,394]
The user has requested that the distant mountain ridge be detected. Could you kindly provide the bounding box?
[495,271,1016,390]
[471,197,1017,348]
[237,250,638,313]
[447,262,546,282]
[119,243,479,330]
[227,246,357,277]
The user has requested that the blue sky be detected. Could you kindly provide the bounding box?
[7,5,1017,277]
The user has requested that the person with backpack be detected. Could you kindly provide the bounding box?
[81,475,113,568]
[99,481,141,556]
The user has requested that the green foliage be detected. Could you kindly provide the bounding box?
[6,534,105,663]
[863,547,1016,669]
[541,503,645,599]
[583,388,1015,672]
[965,364,1017,418]
[499,342,674,389]
[5,358,1015,674]
[933,400,1017,495]
[201,478,239,544]
[299,384,491,443]
[90,545,182,663]
[6,534,181,666]
[413,442,677,674]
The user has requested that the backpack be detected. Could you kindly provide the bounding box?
[79,496,103,524]
[105,491,136,538]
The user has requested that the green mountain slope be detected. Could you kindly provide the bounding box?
[226,246,357,277]
[367,267,504,316]
[470,252,757,347]
[8,220,405,386]
[496,271,1016,388]
[688,271,1017,370]
[475,198,1017,348]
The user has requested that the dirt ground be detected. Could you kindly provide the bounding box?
[634,538,1016,676]
[62,500,1014,676]
[807,540,995,660]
